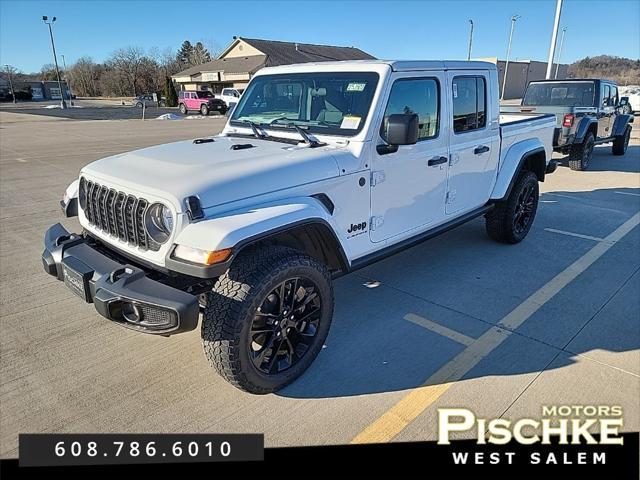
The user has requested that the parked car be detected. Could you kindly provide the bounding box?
[619,88,640,113]
[131,94,165,107]
[46,60,555,394]
[214,88,242,107]
[501,79,633,170]
[178,90,227,115]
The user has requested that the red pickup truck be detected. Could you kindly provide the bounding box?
[178,90,227,116]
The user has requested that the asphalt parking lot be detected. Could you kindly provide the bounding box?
[0,110,638,457]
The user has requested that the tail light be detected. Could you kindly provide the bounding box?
[563,114,575,127]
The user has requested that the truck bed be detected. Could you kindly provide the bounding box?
[499,112,556,165]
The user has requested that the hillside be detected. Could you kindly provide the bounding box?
[568,55,640,86]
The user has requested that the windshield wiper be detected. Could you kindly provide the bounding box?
[243,120,268,140]
[270,120,326,148]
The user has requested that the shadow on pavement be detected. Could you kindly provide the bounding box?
[554,144,639,173]
[268,185,639,399]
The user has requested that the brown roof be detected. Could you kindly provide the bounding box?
[173,38,375,79]
[240,37,375,66]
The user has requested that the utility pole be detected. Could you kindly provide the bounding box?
[501,15,521,101]
[42,16,66,109]
[4,65,16,103]
[61,54,73,106]
[467,19,474,61]
[546,0,563,79]
[554,27,567,79]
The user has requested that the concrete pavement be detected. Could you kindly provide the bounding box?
[0,112,638,457]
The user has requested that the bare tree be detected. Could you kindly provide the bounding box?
[108,46,147,96]
[69,57,100,97]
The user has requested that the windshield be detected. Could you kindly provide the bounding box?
[230,72,379,136]
[197,91,214,98]
[523,82,596,107]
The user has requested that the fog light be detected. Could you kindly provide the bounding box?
[122,302,142,324]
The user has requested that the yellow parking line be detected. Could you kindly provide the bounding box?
[405,313,475,346]
[351,212,640,444]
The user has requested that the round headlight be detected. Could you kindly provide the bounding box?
[145,203,173,244]
[78,177,87,210]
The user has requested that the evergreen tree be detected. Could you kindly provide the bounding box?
[163,76,178,107]
[177,40,194,67]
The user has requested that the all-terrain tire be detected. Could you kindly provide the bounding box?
[568,132,595,171]
[201,245,334,394]
[485,170,539,244]
[612,126,631,156]
[200,104,209,116]
[179,103,187,114]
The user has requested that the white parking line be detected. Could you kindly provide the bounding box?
[615,191,640,197]
[544,228,609,243]
[404,314,474,346]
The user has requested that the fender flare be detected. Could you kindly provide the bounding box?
[166,197,349,278]
[612,114,633,137]
[574,117,598,143]
[490,140,546,202]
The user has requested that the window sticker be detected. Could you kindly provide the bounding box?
[453,83,458,98]
[346,82,366,92]
[340,115,362,129]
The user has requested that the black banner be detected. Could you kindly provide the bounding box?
[2,432,637,479]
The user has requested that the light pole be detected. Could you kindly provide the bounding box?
[42,15,66,109]
[467,19,474,61]
[501,15,521,101]
[546,0,563,79]
[4,65,16,103]
[61,54,74,106]
[554,27,567,79]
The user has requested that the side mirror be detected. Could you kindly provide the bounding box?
[620,97,629,106]
[382,113,419,146]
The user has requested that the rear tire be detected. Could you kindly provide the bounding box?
[179,103,187,115]
[612,126,631,156]
[485,170,539,244]
[201,246,334,394]
[568,132,595,171]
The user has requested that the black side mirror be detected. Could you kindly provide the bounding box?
[620,98,629,106]
[378,114,419,154]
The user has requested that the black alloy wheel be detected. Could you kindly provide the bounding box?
[249,277,322,374]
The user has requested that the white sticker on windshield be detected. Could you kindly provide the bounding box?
[340,115,361,129]
[453,83,458,98]
[346,82,366,92]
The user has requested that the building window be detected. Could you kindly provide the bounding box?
[382,78,439,141]
[452,76,486,133]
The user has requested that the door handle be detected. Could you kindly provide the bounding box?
[428,156,448,166]
[474,145,490,155]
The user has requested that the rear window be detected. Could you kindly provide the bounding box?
[523,82,595,107]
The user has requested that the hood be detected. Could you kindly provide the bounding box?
[81,135,341,212]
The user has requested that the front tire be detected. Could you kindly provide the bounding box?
[485,170,539,244]
[200,104,209,116]
[568,132,595,171]
[612,126,631,156]
[201,246,334,394]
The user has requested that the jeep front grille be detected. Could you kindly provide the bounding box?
[82,179,159,251]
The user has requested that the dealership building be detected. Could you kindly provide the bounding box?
[171,37,375,92]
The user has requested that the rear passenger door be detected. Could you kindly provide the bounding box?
[445,71,500,215]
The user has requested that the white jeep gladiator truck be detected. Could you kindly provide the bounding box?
[45,60,555,394]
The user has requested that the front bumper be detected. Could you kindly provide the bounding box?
[42,223,199,335]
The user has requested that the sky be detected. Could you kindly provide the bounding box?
[1,0,639,73]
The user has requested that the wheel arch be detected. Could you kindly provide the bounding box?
[491,140,547,202]
[575,117,598,143]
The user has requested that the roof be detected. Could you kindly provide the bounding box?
[238,37,375,66]
[172,37,375,79]
[528,78,614,84]
[258,59,497,75]
[175,55,266,77]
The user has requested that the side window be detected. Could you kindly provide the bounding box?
[602,85,611,107]
[610,85,618,106]
[381,78,439,141]
[222,89,230,96]
[453,76,487,133]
